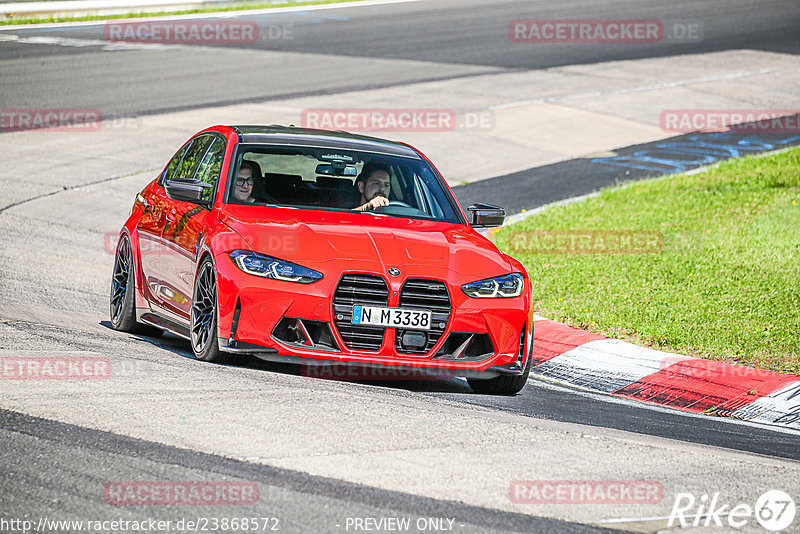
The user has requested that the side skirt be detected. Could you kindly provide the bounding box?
[137,308,191,340]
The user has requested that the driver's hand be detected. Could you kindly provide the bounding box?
[360,196,389,212]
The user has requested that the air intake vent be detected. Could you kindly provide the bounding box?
[395,279,451,355]
[333,274,389,351]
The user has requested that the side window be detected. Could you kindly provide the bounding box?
[172,135,213,182]
[160,140,193,185]
[193,136,225,202]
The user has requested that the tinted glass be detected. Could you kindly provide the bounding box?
[227,146,462,223]
[193,136,225,202]
[160,140,192,185]
[172,135,213,182]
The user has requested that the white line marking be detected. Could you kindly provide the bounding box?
[532,339,694,393]
[503,192,601,226]
[596,515,673,523]
[597,513,728,524]
[0,33,174,49]
[526,376,800,436]
[0,0,423,30]
[730,381,800,428]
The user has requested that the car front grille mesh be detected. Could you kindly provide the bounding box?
[333,273,389,351]
[395,279,451,355]
[332,275,451,355]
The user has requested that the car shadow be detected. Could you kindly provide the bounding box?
[100,320,474,394]
[245,355,473,394]
[100,320,197,360]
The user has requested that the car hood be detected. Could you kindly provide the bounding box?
[217,206,512,279]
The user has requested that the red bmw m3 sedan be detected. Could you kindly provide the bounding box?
[110,125,533,394]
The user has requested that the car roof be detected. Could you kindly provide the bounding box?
[229,125,422,159]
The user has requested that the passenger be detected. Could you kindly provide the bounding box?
[232,160,260,204]
[353,162,392,212]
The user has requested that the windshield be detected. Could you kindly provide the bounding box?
[226,145,464,223]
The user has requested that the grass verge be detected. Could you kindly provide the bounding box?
[0,0,359,26]
[494,148,800,374]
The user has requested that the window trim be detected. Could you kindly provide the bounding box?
[193,133,227,209]
[164,132,227,209]
[223,144,466,224]
[159,139,194,187]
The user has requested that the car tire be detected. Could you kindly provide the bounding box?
[190,257,231,363]
[109,234,164,337]
[467,330,531,395]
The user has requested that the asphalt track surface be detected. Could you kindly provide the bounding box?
[1,0,799,116]
[1,1,800,532]
[453,129,800,215]
[2,410,612,534]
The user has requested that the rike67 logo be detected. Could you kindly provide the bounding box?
[669,490,796,531]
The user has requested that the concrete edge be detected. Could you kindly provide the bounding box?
[495,147,800,431]
[0,0,414,24]
[502,144,799,228]
[527,318,800,431]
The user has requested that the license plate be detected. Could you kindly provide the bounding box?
[351,305,431,330]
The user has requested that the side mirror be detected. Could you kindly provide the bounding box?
[467,203,505,228]
[165,179,213,206]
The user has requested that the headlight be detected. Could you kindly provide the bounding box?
[229,250,322,284]
[461,273,524,298]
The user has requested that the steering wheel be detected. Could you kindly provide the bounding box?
[373,200,423,216]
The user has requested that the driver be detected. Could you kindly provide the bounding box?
[353,163,391,212]
[232,160,260,204]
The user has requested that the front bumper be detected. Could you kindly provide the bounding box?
[216,342,527,380]
[214,254,532,377]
